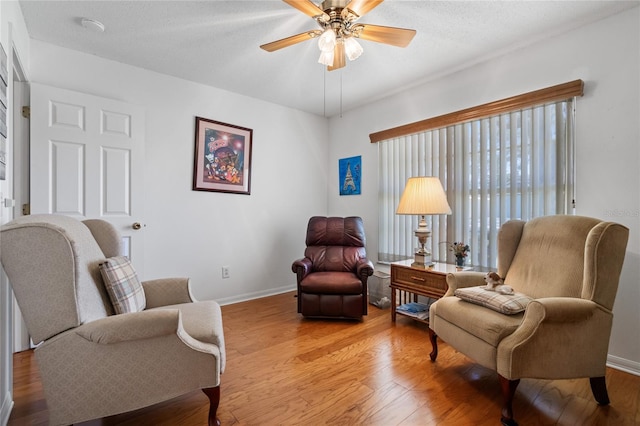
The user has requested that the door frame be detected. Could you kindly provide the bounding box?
[11,61,30,351]
[1,27,30,426]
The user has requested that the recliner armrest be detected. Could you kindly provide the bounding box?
[356,258,374,278]
[520,297,600,324]
[292,258,312,279]
[76,310,180,344]
[142,277,195,307]
[497,297,611,379]
[444,272,487,296]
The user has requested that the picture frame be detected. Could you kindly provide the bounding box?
[0,43,6,110]
[192,116,253,194]
[0,42,7,89]
[0,43,7,180]
[339,155,361,195]
[0,136,6,181]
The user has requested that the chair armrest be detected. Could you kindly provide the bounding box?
[523,297,600,323]
[497,298,611,379]
[444,272,487,296]
[76,310,180,344]
[292,258,312,281]
[142,277,195,307]
[356,258,374,279]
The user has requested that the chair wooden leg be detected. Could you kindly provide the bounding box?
[202,386,221,426]
[590,376,610,405]
[499,375,520,426]
[428,328,438,361]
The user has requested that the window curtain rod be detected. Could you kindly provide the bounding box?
[369,79,584,143]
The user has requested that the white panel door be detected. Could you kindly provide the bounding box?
[30,83,146,276]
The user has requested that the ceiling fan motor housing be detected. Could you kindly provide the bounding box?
[317,0,361,38]
[321,0,352,14]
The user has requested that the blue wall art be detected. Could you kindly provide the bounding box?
[339,155,361,196]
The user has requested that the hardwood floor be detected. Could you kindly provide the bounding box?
[8,291,640,425]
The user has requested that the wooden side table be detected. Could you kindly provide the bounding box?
[390,260,465,323]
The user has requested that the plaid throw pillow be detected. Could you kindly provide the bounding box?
[99,256,146,314]
[454,286,532,315]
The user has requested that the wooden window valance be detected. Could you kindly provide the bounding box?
[369,79,584,143]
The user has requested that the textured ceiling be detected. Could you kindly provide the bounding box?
[19,0,639,117]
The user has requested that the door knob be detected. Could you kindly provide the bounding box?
[132,222,142,230]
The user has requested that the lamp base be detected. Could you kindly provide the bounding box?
[412,222,433,268]
[412,250,434,269]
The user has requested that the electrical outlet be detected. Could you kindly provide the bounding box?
[222,266,230,279]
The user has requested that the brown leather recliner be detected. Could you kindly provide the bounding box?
[292,216,374,319]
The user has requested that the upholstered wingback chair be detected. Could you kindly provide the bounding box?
[292,216,374,319]
[0,214,225,426]
[428,215,629,426]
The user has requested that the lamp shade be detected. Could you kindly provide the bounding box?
[318,49,335,66]
[344,37,363,61]
[318,28,336,52]
[396,177,452,215]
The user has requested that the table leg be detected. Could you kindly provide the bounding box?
[391,287,396,322]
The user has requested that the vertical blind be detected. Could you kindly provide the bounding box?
[378,99,575,269]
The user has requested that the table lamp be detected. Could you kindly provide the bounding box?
[396,176,452,267]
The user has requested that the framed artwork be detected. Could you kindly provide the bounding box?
[0,43,6,88]
[0,43,7,180]
[192,116,253,194]
[0,136,5,180]
[339,155,361,196]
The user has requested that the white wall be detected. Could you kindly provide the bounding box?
[328,8,640,371]
[29,40,329,304]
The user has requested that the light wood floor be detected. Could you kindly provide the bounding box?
[8,291,640,425]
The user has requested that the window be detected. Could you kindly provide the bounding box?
[377,86,579,269]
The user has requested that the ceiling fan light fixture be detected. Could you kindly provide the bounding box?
[344,37,363,61]
[261,0,415,71]
[318,28,336,52]
[318,49,335,66]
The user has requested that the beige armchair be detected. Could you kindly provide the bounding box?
[1,215,225,426]
[428,215,629,426]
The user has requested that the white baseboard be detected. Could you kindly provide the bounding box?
[1,391,14,426]
[607,354,640,376]
[216,285,296,306]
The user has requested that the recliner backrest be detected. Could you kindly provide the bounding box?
[499,215,628,308]
[1,214,114,344]
[304,216,367,272]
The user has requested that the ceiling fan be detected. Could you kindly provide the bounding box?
[260,0,416,71]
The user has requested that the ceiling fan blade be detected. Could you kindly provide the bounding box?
[328,42,346,71]
[260,30,322,52]
[344,0,384,18]
[357,24,416,47]
[283,0,330,21]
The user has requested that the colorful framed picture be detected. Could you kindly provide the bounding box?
[0,43,6,84]
[339,155,361,196]
[0,136,5,180]
[193,116,253,194]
